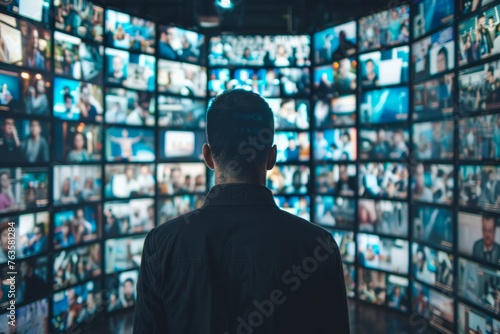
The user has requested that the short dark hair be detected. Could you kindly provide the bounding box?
[206,89,274,179]
[487,66,495,76]
[438,47,448,63]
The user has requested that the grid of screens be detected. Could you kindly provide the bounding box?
[1,1,500,333]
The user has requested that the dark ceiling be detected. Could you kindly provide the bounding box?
[102,0,399,34]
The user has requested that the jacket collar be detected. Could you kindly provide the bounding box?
[202,183,278,207]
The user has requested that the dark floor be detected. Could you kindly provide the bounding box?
[84,300,442,334]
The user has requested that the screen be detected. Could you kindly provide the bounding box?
[104,48,156,92]
[160,130,204,161]
[53,165,101,206]
[105,9,155,54]
[412,163,454,204]
[1,0,50,23]
[315,164,356,197]
[267,165,309,195]
[413,205,453,249]
[16,298,49,333]
[412,282,455,334]
[358,233,409,274]
[0,14,52,71]
[358,199,408,238]
[158,25,205,65]
[53,77,104,122]
[105,88,155,126]
[103,199,154,238]
[53,0,104,41]
[104,164,155,199]
[412,27,455,81]
[413,73,454,121]
[458,212,500,266]
[461,0,496,14]
[275,131,310,163]
[459,59,500,114]
[267,98,309,130]
[412,243,454,290]
[52,279,103,332]
[359,163,408,200]
[54,122,102,163]
[315,196,355,228]
[314,129,357,161]
[106,270,138,312]
[158,195,204,224]
[53,204,101,249]
[459,114,500,160]
[53,243,102,290]
[105,127,155,162]
[360,87,409,124]
[223,68,281,97]
[359,126,409,160]
[458,165,500,213]
[358,5,410,52]
[412,121,454,160]
[358,267,386,305]
[458,4,500,67]
[458,258,500,315]
[413,0,455,40]
[157,163,206,195]
[280,68,310,97]
[359,46,409,88]
[208,68,230,96]
[157,95,205,128]
[313,57,357,96]
[0,167,48,213]
[458,303,500,334]
[105,235,145,274]
[209,35,311,67]
[344,264,356,298]
[314,95,356,127]
[274,196,310,220]
[157,59,207,98]
[328,228,355,263]
[313,21,356,63]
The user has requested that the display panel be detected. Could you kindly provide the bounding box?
[104,164,155,199]
[358,5,410,52]
[54,0,104,41]
[0,167,48,213]
[413,204,453,249]
[412,163,454,205]
[458,258,500,315]
[158,25,205,65]
[315,164,356,196]
[53,243,102,290]
[458,4,500,66]
[209,35,311,67]
[104,48,156,92]
[280,68,310,97]
[459,114,500,161]
[267,165,309,195]
[16,298,49,334]
[157,59,207,98]
[360,87,409,124]
[157,195,204,224]
[0,116,50,163]
[159,130,204,162]
[357,233,409,274]
[104,9,155,54]
[157,163,206,195]
[461,0,497,14]
[275,131,310,163]
[313,129,357,161]
[458,165,500,212]
[358,267,386,305]
[54,122,102,163]
[412,27,455,81]
[359,46,409,88]
[274,196,310,220]
[413,0,454,40]
[459,59,500,114]
[343,264,356,298]
[157,95,205,128]
[104,88,155,126]
[412,282,455,334]
[106,269,138,312]
[104,199,154,238]
[412,243,454,290]
[314,95,356,127]
[359,162,408,200]
[412,121,454,160]
[413,73,454,121]
[53,77,103,121]
[315,195,355,228]
[53,204,101,249]
[313,57,357,95]
[1,0,50,23]
[359,126,409,160]
[105,127,155,162]
[358,199,408,238]
[105,235,145,274]
[313,21,356,64]
[328,228,355,263]
[267,98,309,130]
[458,211,500,266]
[53,165,101,206]
[458,303,500,334]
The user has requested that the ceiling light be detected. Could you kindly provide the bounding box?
[216,0,235,10]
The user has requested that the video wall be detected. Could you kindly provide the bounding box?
[0,0,499,333]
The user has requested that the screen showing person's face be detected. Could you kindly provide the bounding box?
[113,56,123,72]
[30,121,41,137]
[482,217,496,249]
[437,52,447,73]
[3,119,14,135]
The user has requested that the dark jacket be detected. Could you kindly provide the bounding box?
[134,183,349,333]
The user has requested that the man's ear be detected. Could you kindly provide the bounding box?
[266,145,277,171]
[203,143,215,170]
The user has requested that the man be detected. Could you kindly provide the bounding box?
[21,119,49,163]
[436,47,448,74]
[78,84,98,121]
[108,55,126,85]
[0,117,20,161]
[158,27,178,60]
[134,90,349,333]
[122,278,136,308]
[72,208,92,244]
[472,214,500,265]
[21,223,47,257]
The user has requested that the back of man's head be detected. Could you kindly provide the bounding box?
[206,89,275,182]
